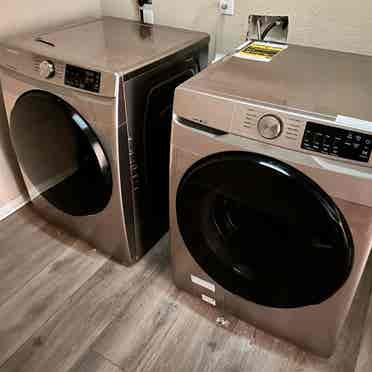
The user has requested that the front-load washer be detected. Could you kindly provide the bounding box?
[0,17,209,265]
[170,44,372,356]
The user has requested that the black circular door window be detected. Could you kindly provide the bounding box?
[176,152,354,308]
[11,90,112,216]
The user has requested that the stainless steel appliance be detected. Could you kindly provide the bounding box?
[0,17,209,264]
[170,44,372,356]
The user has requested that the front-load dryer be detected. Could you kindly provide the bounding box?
[170,45,372,356]
[0,17,209,265]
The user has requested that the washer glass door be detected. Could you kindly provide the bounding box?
[176,152,354,308]
[10,90,112,216]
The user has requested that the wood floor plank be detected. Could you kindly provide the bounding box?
[93,256,372,372]
[299,256,372,372]
[0,206,372,372]
[0,240,106,367]
[69,351,122,372]
[93,264,185,372]
[354,289,372,372]
[0,207,75,305]
[0,236,168,372]
[94,269,297,372]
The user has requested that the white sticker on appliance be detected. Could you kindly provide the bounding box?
[201,294,216,306]
[190,274,215,293]
[336,115,372,132]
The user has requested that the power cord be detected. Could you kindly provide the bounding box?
[260,18,288,41]
[138,0,145,22]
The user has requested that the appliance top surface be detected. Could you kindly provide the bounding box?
[2,17,209,75]
[180,44,372,122]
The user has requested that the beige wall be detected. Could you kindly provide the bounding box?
[0,1,102,213]
[0,88,24,206]
[102,0,372,57]
[0,1,101,39]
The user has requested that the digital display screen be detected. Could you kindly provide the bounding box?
[65,64,101,93]
[302,122,372,163]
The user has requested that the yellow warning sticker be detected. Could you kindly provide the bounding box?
[234,41,288,62]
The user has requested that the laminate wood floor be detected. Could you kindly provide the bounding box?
[0,206,371,372]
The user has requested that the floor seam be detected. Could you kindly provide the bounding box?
[92,350,126,372]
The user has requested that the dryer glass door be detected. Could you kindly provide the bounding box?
[176,152,354,308]
[10,91,112,216]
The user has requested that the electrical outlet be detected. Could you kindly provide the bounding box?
[219,0,234,16]
[143,3,154,24]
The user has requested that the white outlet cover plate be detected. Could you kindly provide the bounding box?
[219,0,234,16]
[143,4,154,24]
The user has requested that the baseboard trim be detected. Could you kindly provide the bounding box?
[0,194,30,222]
[0,167,76,222]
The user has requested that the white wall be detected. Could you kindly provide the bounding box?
[0,0,102,218]
[102,0,372,57]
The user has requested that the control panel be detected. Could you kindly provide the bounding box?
[0,48,116,97]
[65,64,101,93]
[231,102,303,147]
[229,100,372,165]
[302,122,372,163]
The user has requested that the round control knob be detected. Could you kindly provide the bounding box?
[257,115,283,140]
[39,60,55,79]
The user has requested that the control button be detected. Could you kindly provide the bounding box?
[332,138,342,149]
[303,131,313,143]
[355,135,362,142]
[313,132,323,144]
[365,139,372,145]
[359,154,369,162]
[361,149,369,157]
[323,135,332,146]
[39,60,55,79]
[312,144,320,151]
[344,141,352,148]
[257,115,283,140]
[347,132,353,140]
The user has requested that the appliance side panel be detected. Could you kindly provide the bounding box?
[117,76,137,263]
